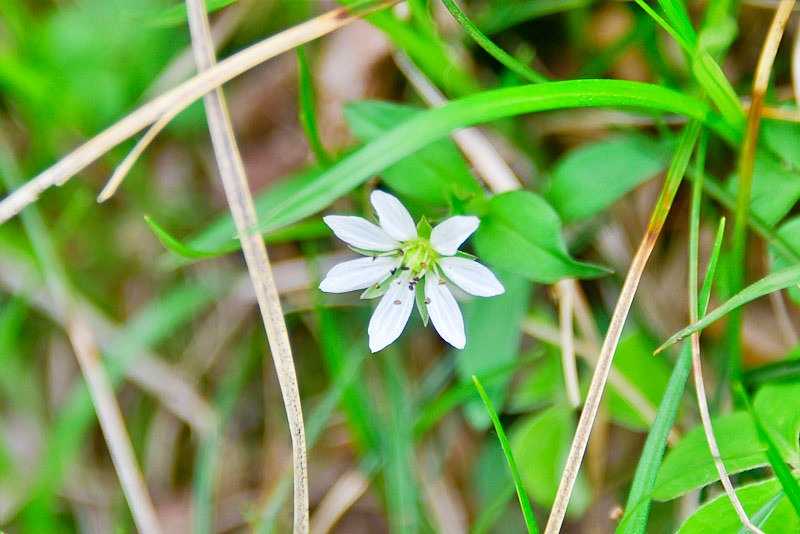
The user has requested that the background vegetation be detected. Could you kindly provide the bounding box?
[2,0,800,532]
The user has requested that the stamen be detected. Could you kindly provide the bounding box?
[393,299,401,305]
[424,297,431,305]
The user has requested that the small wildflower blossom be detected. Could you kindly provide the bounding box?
[320,190,505,352]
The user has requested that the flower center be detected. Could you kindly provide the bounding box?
[401,238,438,275]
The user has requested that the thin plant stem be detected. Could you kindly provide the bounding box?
[689,134,763,534]
[543,121,701,534]
[0,0,400,225]
[184,0,308,531]
[728,0,795,383]
[556,279,581,407]
[0,137,163,534]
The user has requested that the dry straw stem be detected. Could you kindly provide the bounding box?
[793,23,800,103]
[310,469,371,534]
[556,279,581,408]
[392,51,520,192]
[65,317,164,534]
[0,0,399,225]
[544,122,701,534]
[730,0,796,376]
[183,0,308,531]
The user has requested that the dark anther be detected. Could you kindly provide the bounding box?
[393,299,401,305]
[424,297,431,305]
[390,268,397,275]
[400,266,410,271]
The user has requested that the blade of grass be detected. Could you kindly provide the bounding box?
[296,46,331,165]
[545,121,701,534]
[143,214,328,260]
[685,133,762,533]
[656,262,800,352]
[739,489,785,534]
[727,0,795,386]
[618,217,727,534]
[472,375,540,534]
[0,0,402,225]
[440,0,548,84]
[184,0,309,530]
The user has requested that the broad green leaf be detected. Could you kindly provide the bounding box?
[457,272,529,428]
[257,80,739,236]
[474,191,610,283]
[726,150,800,227]
[770,216,800,304]
[511,405,591,516]
[658,263,800,352]
[761,119,800,170]
[344,100,483,205]
[546,134,672,222]
[653,412,767,501]
[754,382,800,465]
[472,376,539,534]
[605,332,671,430]
[678,478,800,534]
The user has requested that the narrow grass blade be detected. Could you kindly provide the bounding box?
[657,262,800,353]
[144,214,328,260]
[738,490,785,534]
[618,216,726,534]
[545,121,701,534]
[440,0,548,84]
[296,46,331,164]
[472,375,539,534]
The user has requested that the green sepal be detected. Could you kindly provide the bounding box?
[415,280,429,326]
[360,273,396,300]
[416,217,433,239]
[454,250,478,261]
[348,247,399,257]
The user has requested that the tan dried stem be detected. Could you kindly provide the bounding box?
[310,469,370,534]
[556,279,581,407]
[184,0,308,531]
[0,0,399,225]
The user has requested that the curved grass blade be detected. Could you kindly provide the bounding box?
[144,215,328,260]
[256,79,739,235]
[657,262,800,353]
[440,0,548,84]
[618,216,726,534]
[296,46,331,164]
[472,375,539,534]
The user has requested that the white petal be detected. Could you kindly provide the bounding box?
[430,216,480,255]
[438,256,505,297]
[370,190,417,242]
[319,256,400,293]
[323,215,400,252]
[368,273,415,352]
[425,272,465,349]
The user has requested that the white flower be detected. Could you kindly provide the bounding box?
[320,190,505,353]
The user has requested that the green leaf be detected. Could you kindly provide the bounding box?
[658,262,800,352]
[754,382,800,464]
[653,412,767,501]
[474,191,610,283]
[726,150,800,227]
[761,118,800,170]
[605,332,671,430]
[770,216,800,304]
[546,134,673,222]
[415,282,429,326]
[257,80,739,236]
[344,100,483,205]
[472,376,540,534]
[511,405,591,515]
[457,272,529,429]
[678,478,800,534]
